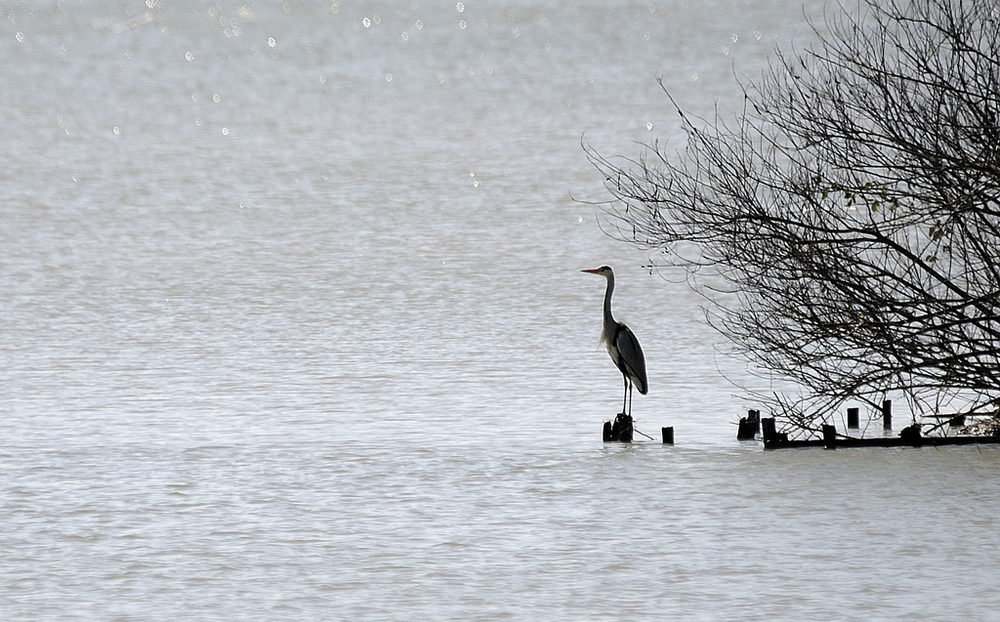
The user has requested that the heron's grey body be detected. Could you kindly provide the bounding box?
[582,266,648,416]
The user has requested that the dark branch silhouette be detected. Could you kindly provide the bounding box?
[589,0,1000,434]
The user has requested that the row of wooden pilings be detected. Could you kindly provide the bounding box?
[603,400,992,448]
[739,402,894,449]
[739,401,998,449]
[602,400,895,446]
[737,400,896,442]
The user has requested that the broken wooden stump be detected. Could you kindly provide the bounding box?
[661,426,674,445]
[761,417,790,449]
[822,424,837,449]
[899,423,922,446]
[737,409,760,440]
[602,413,633,443]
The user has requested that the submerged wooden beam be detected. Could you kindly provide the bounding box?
[760,417,1000,450]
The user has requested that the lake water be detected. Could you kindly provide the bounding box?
[3,1,1000,619]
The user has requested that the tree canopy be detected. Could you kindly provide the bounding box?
[590,0,1000,433]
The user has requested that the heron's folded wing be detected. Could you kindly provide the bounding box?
[614,324,648,394]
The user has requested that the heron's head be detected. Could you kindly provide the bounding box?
[581,265,613,278]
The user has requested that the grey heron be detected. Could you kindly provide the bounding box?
[582,265,648,417]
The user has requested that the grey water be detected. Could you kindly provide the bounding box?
[2,1,999,619]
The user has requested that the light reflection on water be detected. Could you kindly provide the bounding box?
[2,1,999,619]
[5,438,1000,620]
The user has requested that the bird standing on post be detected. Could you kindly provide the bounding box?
[582,265,648,417]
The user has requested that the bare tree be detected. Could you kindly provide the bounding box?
[589,0,1000,435]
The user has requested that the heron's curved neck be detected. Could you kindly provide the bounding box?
[602,274,616,327]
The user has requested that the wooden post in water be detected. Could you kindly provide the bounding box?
[822,424,837,449]
[900,423,922,446]
[662,426,674,445]
[882,400,892,431]
[602,413,633,443]
[737,409,760,440]
[847,407,859,429]
[761,417,778,449]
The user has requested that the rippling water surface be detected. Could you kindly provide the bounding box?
[3,1,1000,619]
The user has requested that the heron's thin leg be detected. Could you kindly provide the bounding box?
[621,373,628,415]
[627,379,633,417]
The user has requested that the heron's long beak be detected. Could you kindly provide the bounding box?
[581,268,599,274]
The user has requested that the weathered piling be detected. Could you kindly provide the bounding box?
[661,426,674,444]
[761,417,777,448]
[822,424,837,449]
[882,399,892,430]
[737,409,760,440]
[761,417,793,449]
[899,423,922,446]
[603,413,633,443]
